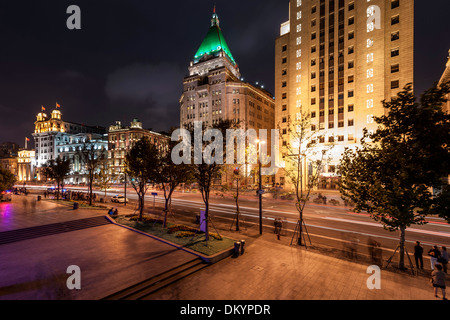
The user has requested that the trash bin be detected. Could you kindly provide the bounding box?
[234,241,241,257]
[73,202,79,210]
[240,240,246,255]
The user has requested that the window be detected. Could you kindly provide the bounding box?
[348,17,354,26]
[311,111,316,118]
[391,0,400,9]
[391,80,400,89]
[391,64,400,73]
[282,57,287,64]
[348,46,354,54]
[311,85,316,92]
[311,72,316,79]
[348,2,355,11]
[348,75,354,83]
[348,31,354,40]
[282,45,287,52]
[391,31,400,41]
[348,61,354,69]
[348,90,354,98]
[348,104,354,112]
[282,93,287,99]
[391,48,400,57]
[311,98,316,105]
[348,119,354,126]
[282,105,287,111]
[312,6,317,14]
[391,15,400,25]
[282,81,287,88]
[282,69,287,76]
[311,32,317,40]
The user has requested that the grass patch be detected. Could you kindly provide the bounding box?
[113,215,235,256]
[45,199,108,210]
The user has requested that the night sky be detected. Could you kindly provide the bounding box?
[0,0,449,147]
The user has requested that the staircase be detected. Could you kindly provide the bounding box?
[102,258,208,300]
[0,216,111,245]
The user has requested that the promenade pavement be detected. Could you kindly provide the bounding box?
[0,194,446,300]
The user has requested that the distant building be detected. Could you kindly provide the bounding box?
[274,0,414,190]
[179,8,276,186]
[108,119,169,179]
[0,157,18,180]
[17,149,36,182]
[180,9,275,134]
[57,133,108,185]
[32,107,106,181]
[0,142,19,158]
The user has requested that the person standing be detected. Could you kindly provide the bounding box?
[428,245,441,271]
[439,247,449,274]
[431,264,447,300]
[414,241,424,270]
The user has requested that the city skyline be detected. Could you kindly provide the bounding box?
[0,0,449,147]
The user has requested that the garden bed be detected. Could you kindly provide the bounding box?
[112,214,236,257]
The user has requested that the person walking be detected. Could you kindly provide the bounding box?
[428,245,441,271]
[439,247,449,274]
[414,241,424,270]
[431,264,447,300]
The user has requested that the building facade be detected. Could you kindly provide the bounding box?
[275,0,414,190]
[108,119,169,179]
[32,107,106,181]
[180,9,276,185]
[439,50,450,114]
[17,149,36,182]
[180,10,275,133]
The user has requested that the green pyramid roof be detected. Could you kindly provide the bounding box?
[193,12,237,65]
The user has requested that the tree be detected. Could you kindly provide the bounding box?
[44,157,71,200]
[339,83,450,269]
[95,161,114,202]
[157,144,193,228]
[189,120,233,243]
[78,140,107,206]
[0,167,16,193]
[281,111,334,246]
[125,137,159,221]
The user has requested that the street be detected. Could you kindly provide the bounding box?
[22,185,450,268]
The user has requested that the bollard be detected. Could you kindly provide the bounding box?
[73,202,79,210]
[240,240,246,255]
[234,241,241,258]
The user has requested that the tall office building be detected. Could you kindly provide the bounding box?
[275,0,414,189]
[180,8,275,133]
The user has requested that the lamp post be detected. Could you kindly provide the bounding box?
[256,139,265,235]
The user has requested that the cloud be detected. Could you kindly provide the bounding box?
[105,62,184,131]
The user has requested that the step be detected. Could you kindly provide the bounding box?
[0,216,111,245]
[102,258,207,300]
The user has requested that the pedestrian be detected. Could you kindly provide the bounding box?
[322,196,327,205]
[428,245,441,270]
[439,247,449,274]
[414,241,424,270]
[431,264,447,300]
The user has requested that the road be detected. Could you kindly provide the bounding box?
[23,185,450,266]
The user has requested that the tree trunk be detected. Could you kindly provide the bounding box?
[399,225,406,269]
[164,197,169,228]
[236,178,240,231]
[138,190,144,221]
[205,199,209,243]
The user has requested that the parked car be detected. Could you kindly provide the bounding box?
[0,191,12,202]
[111,195,129,203]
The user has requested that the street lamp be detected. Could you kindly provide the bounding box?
[255,139,265,235]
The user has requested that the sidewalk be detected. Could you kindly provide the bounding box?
[149,230,440,300]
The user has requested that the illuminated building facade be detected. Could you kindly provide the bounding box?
[439,50,450,114]
[180,9,276,185]
[108,119,169,178]
[32,107,106,180]
[17,149,35,182]
[180,9,275,133]
[275,0,414,190]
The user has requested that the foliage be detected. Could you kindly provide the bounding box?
[338,83,450,268]
[43,157,71,200]
[0,167,16,192]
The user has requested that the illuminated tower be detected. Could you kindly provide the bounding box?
[275,0,414,190]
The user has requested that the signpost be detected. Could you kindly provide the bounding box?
[151,192,157,209]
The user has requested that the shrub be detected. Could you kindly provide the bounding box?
[167,224,198,234]
[176,231,196,238]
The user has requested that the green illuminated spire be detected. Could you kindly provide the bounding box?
[193,8,237,65]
